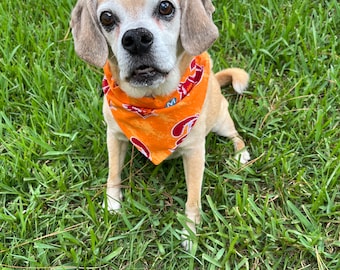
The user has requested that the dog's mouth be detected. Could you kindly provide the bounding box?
[128,66,168,87]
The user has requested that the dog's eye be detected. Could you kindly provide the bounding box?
[100,11,117,29]
[158,1,175,17]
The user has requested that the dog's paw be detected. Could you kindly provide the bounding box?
[234,149,250,164]
[103,188,122,212]
[103,197,121,212]
[181,228,194,251]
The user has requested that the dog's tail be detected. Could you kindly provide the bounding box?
[215,68,249,94]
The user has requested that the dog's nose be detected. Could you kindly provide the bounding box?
[122,28,153,55]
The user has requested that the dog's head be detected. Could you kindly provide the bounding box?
[70,0,218,97]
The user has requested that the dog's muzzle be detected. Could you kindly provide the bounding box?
[122,28,168,87]
[128,65,168,87]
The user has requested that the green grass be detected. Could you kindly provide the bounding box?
[0,0,339,269]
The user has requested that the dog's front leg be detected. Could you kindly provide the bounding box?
[181,144,205,250]
[103,133,128,212]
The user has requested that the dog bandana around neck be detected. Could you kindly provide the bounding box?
[102,52,211,165]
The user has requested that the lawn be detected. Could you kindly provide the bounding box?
[0,0,339,269]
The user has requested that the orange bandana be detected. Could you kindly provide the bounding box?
[102,52,211,165]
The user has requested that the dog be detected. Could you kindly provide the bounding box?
[70,0,250,250]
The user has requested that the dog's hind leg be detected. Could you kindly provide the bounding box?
[212,98,250,164]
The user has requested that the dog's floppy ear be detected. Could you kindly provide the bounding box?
[70,0,108,67]
[180,0,219,55]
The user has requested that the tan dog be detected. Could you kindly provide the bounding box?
[71,0,250,250]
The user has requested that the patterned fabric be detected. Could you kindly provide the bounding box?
[102,52,211,165]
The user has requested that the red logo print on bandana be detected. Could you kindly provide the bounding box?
[102,76,110,95]
[177,59,204,100]
[171,115,199,147]
[122,104,156,119]
[130,137,151,160]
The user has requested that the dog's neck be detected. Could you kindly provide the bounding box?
[107,52,194,99]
